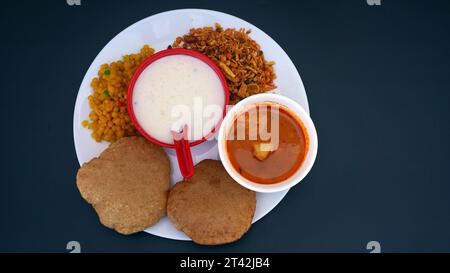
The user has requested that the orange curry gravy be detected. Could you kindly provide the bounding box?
[226,104,309,184]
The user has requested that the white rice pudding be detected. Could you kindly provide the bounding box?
[132,55,225,144]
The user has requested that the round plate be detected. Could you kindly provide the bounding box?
[73,9,309,241]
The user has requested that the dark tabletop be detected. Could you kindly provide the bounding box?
[1,0,449,253]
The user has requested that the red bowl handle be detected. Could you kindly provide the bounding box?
[171,125,194,179]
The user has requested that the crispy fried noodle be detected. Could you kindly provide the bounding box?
[173,23,277,104]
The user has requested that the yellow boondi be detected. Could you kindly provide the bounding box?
[82,45,155,142]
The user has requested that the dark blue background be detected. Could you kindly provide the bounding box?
[1,0,449,253]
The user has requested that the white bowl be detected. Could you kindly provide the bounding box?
[218,93,318,193]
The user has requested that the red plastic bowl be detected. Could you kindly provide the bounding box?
[127,48,229,178]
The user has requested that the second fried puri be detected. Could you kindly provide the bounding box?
[167,160,256,245]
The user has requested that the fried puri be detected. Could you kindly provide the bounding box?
[76,136,170,235]
[167,160,256,245]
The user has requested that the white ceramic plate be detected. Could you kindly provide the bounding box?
[73,9,309,241]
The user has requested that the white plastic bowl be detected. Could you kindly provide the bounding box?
[218,93,318,193]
